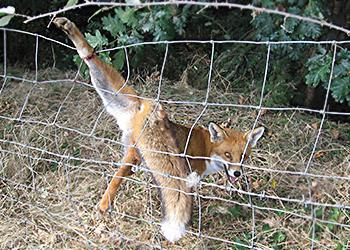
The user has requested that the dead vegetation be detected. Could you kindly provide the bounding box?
[0,68,349,250]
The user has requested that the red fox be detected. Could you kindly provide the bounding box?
[53,17,264,243]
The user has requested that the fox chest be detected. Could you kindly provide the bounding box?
[203,158,224,176]
[187,157,223,176]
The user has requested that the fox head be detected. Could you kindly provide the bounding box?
[207,122,264,184]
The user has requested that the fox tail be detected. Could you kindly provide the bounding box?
[141,115,193,243]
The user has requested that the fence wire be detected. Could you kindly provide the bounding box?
[1,2,350,250]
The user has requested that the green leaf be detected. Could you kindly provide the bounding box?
[334,64,347,78]
[305,52,332,87]
[283,16,299,33]
[333,56,350,78]
[85,30,108,49]
[315,207,324,218]
[327,223,335,231]
[287,6,301,15]
[336,242,345,250]
[153,26,167,41]
[329,208,341,221]
[314,223,323,233]
[276,210,285,217]
[73,55,89,79]
[117,32,143,46]
[0,15,14,27]
[50,162,58,172]
[299,22,321,39]
[65,0,78,8]
[99,51,112,65]
[115,8,137,25]
[262,223,271,232]
[102,14,125,38]
[228,205,243,218]
[338,48,350,59]
[331,77,350,103]
[142,21,154,33]
[73,148,81,157]
[0,6,15,16]
[273,231,286,242]
[112,50,125,70]
[233,237,249,250]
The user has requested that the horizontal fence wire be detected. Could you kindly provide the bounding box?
[1,2,350,249]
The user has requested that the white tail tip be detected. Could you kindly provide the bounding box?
[186,172,201,188]
[161,220,186,243]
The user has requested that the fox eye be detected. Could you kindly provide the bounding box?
[224,152,232,159]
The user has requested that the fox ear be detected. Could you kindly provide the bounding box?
[245,127,265,147]
[208,122,227,143]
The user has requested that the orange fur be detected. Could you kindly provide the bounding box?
[53,17,264,242]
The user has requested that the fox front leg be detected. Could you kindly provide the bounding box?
[99,147,141,213]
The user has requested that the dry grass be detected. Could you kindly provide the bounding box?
[0,68,349,250]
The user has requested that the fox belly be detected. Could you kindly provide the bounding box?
[87,61,137,132]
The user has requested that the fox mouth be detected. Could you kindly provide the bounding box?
[228,175,238,185]
[222,162,241,186]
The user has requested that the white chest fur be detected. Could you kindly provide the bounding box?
[203,155,225,176]
[186,155,225,188]
[105,105,134,132]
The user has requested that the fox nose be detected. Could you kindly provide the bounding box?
[233,171,241,177]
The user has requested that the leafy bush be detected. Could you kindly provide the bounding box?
[249,0,349,107]
[5,0,350,108]
[306,47,350,105]
[67,0,350,107]
[75,5,190,77]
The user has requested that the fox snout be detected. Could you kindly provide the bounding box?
[226,165,242,184]
[232,169,241,177]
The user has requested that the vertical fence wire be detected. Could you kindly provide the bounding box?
[0,4,350,249]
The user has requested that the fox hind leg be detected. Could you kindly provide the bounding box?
[54,17,139,131]
[53,17,93,58]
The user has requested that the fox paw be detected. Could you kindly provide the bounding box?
[53,17,75,35]
[186,172,201,188]
[97,199,110,214]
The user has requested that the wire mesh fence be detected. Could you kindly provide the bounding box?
[1,1,350,249]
